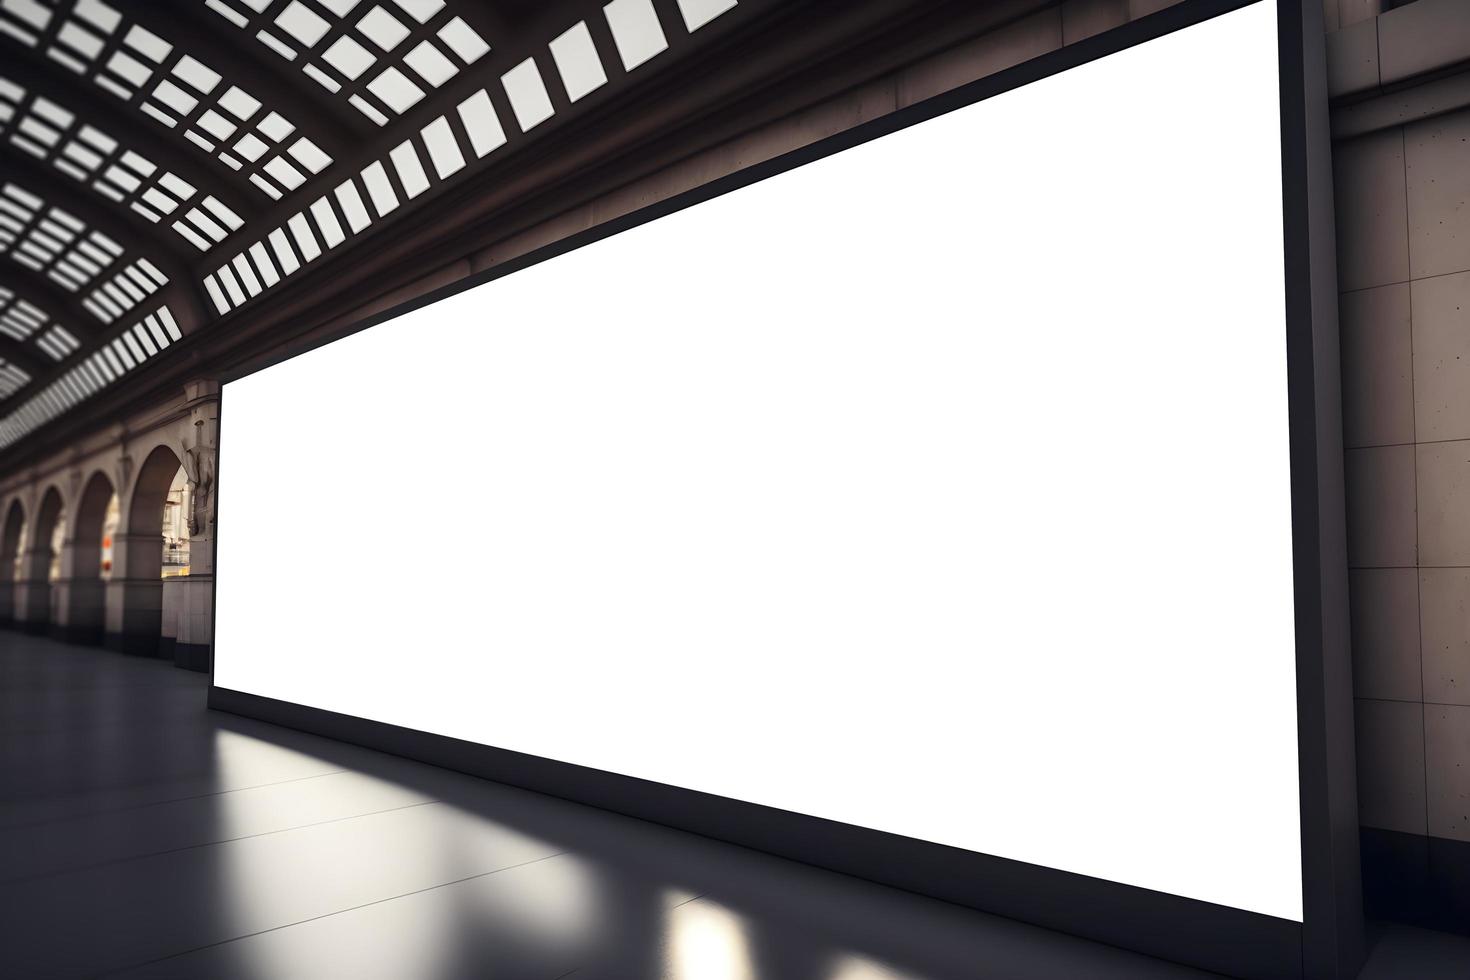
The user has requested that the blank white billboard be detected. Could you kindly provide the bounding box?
[216,0,1301,921]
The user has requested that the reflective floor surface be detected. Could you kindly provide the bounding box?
[1,633,1465,979]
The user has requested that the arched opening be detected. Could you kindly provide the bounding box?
[21,487,64,633]
[65,471,117,646]
[163,467,191,578]
[113,445,187,656]
[0,499,23,626]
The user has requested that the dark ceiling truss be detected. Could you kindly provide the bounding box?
[0,145,200,434]
[201,0,747,317]
[2,145,186,277]
[0,285,59,376]
[0,262,97,345]
[0,63,250,255]
[0,298,183,448]
[0,335,47,384]
[0,176,159,316]
[0,0,340,206]
[122,1,370,154]
[203,0,497,129]
[0,150,200,325]
[0,0,756,454]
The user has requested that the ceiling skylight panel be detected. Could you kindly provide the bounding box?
[37,324,80,360]
[550,22,607,103]
[604,0,667,72]
[84,259,168,322]
[206,0,490,125]
[0,0,53,41]
[0,287,49,341]
[0,304,176,449]
[0,362,29,398]
[501,58,554,133]
[454,89,505,159]
[8,3,333,203]
[418,116,462,178]
[307,195,344,247]
[0,83,232,245]
[0,186,150,309]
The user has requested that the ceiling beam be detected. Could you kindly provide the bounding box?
[0,149,193,280]
[0,149,210,333]
[0,264,210,419]
[0,327,53,378]
[125,1,371,159]
[0,34,254,219]
[0,266,102,341]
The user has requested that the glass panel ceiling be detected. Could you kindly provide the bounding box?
[0,73,244,252]
[0,0,744,451]
[0,0,336,200]
[206,0,492,127]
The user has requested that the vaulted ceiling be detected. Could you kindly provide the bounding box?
[0,0,757,454]
[0,0,1030,469]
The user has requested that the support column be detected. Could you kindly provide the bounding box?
[0,573,15,628]
[47,535,76,641]
[105,532,167,657]
[14,546,50,634]
[59,530,107,646]
[175,380,219,672]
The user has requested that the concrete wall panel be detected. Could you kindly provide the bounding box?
[1411,271,1470,443]
[1346,444,1419,567]
[1356,697,1428,834]
[1421,567,1470,706]
[1351,567,1423,702]
[1417,440,1470,567]
[1334,129,1410,292]
[1340,282,1414,448]
[1061,0,1129,44]
[1405,111,1470,281]
[1426,703,1470,841]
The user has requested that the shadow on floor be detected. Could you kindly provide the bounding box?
[2,633,1466,978]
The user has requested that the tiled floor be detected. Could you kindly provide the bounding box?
[0,634,1464,980]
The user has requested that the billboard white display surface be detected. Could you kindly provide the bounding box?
[216,0,1302,922]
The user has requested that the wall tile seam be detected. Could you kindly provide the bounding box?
[1346,437,1470,451]
[1331,88,1470,144]
[1357,823,1470,841]
[1337,265,1470,295]
[1394,118,1434,837]
[1356,695,1470,708]
[1329,3,1470,84]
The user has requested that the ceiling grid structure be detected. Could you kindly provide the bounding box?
[0,0,752,454]
[0,73,246,253]
[200,0,743,318]
[0,180,168,325]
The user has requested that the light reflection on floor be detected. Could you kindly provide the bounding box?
[0,635,1297,979]
[667,897,755,980]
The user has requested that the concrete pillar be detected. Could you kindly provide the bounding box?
[174,379,219,672]
[63,575,106,645]
[14,546,50,634]
[105,531,167,657]
[0,580,13,627]
[47,535,76,641]
[160,576,183,663]
[57,529,107,646]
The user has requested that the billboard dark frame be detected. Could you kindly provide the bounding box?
[208,1,1362,976]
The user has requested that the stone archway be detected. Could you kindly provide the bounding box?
[110,444,185,656]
